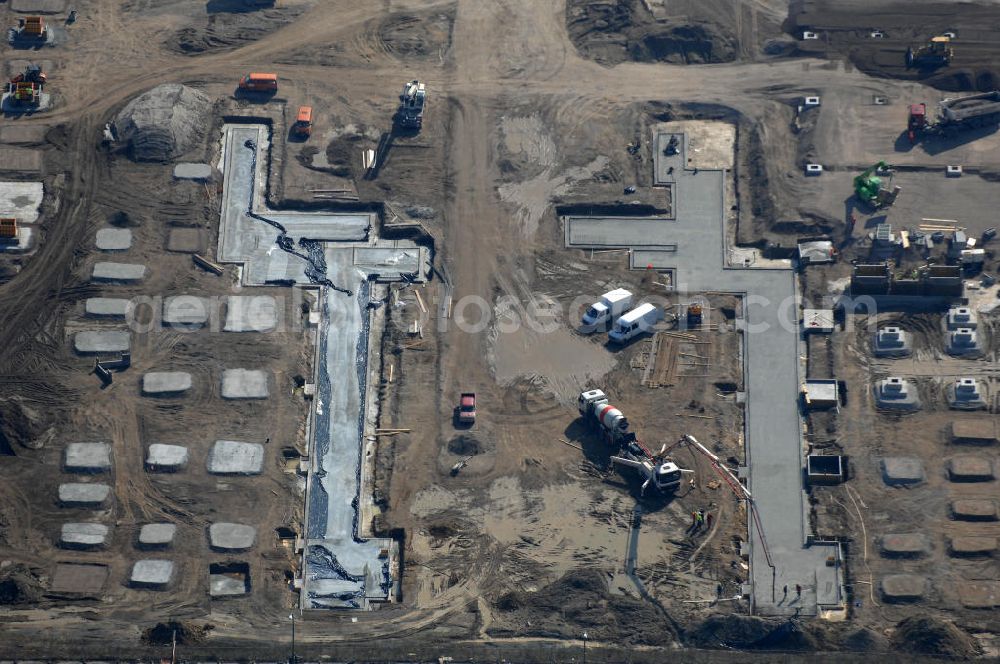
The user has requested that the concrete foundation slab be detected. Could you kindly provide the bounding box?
[173,163,212,180]
[0,125,47,144]
[210,569,250,597]
[0,181,42,223]
[207,440,263,475]
[166,228,206,253]
[73,330,130,355]
[50,563,108,595]
[130,559,174,589]
[95,228,132,251]
[221,368,269,399]
[948,455,994,482]
[879,533,929,558]
[58,483,111,508]
[951,499,998,521]
[141,372,192,396]
[208,523,256,551]
[881,574,927,602]
[145,444,189,472]
[84,297,131,319]
[950,536,996,556]
[946,306,977,330]
[64,442,111,473]
[138,523,177,548]
[162,296,211,327]
[958,581,1000,608]
[223,295,278,332]
[881,457,924,485]
[59,523,109,549]
[946,328,982,356]
[91,262,146,283]
[0,148,42,173]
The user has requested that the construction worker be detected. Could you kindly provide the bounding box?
[690,512,698,530]
[782,585,788,600]
[706,513,714,529]
[698,509,706,526]
[796,584,802,598]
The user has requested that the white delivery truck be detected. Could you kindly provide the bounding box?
[608,302,663,344]
[581,288,634,331]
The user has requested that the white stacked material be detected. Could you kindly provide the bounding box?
[64,442,112,473]
[207,440,264,475]
[91,262,147,283]
[95,228,133,251]
[60,523,109,548]
[85,297,132,319]
[141,372,193,396]
[138,523,177,547]
[162,296,211,327]
[130,559,175,588]
[145,444,189,472]
[224,295,278,332]
[173,163,212,180]
[58,483,111,508]
[209,523,257,551]
[221,369,269,399]
[74,330,130,354]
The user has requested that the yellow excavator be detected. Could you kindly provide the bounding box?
[906,36,953,68]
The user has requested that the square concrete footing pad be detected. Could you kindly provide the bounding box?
[224,295,278,332]
[951,499,998,521]
[166,228,206,253]
[58,483,111,508]
[208,523,256,551]
[207,440,264,475]
[881,457,924,486]
[95,228,132,251]
[145,444,189,472]
[50,563,109,596]
[130,559,175,589]
[879,533,929,558]
[221,368,269,399]
[881,574,927,602]
[142,372,193,396]
[59,523,109,549]
[138,523,177,548]
[64,442,111,473]
[74,330,130,354]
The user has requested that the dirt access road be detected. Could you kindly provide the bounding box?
[1,0,987,658]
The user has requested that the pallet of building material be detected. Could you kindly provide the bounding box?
[645,334,678,388]
[193,254,224,275]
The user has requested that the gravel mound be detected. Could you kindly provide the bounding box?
[115,84,211,162]
[891,616,978,658]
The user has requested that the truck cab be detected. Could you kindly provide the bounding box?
[580,288,633,331]
[292,106,313,138]
[457,392,476,425]
[238,72,278,93]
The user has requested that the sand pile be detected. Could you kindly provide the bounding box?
[891,616,978,658]
[115,84,211,162]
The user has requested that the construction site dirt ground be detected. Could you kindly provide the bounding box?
[3,0,1000,660]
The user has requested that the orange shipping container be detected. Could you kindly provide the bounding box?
[0,218,18,239]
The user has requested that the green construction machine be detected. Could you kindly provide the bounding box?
[854,161,901,209]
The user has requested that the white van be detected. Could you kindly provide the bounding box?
[608,303,663,344]
[581,288,633,331]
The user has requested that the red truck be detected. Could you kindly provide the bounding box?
[457,392,476,425]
